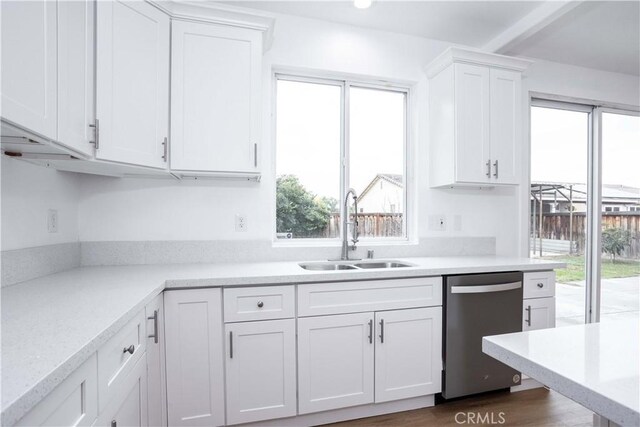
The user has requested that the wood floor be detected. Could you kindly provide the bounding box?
[327,388,593,427]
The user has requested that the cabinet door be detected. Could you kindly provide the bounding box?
[146,293,167,427]
[298,313,375,414]
[1,0,57,139]
[523,297,556,331]
[454,63,490,183]
[96,0,169,168]
[96,353,148,427]
[375,307,442,403]
[170,20,261,173]
[164,289,225,427]
[225,319,296,425]
[57,0,94,156]
[490,68,521,184]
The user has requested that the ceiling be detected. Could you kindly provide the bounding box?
[218,0,640,76]
[506,1,640,76]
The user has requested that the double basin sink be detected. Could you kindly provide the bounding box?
[299,260,413,271]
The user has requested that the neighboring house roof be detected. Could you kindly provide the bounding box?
[531,182,640,204]
[358,173,403,202]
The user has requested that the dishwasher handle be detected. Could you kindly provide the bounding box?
[451,281,521,294]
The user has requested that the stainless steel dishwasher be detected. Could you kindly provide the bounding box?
[442,272,523,399]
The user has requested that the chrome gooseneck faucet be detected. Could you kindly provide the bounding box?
[340,188,360,260]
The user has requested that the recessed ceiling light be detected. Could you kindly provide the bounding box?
[354,0,372,9]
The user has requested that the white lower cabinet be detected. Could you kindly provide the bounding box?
[15,355,98,427]
[523,297,556,331]
[146,294,167,427]
[375,307,443,403]
[164,289,225,427]
[224,319,297,425]
[298,313,375,414]
[95,353,148,427]
[298,308,443,415]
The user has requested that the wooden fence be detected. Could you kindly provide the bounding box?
[321,213,403,238]
[530,212,640,259]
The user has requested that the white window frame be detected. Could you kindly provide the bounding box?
[272,71,413,245]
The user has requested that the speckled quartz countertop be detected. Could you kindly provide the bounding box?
[2,256,564,425]
[483,319,640,427]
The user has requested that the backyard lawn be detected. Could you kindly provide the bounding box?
[543,255,640,283]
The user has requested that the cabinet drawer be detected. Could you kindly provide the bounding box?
[97,309,146,411]
[16,354,98,427]
[224,286,295,322]
[523,271,555,299]
[298,277,442,317]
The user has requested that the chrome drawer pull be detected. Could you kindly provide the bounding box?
[537,282,544,288]
[148,310,158,344]
[257,301,264,308]
[123,345,135,355]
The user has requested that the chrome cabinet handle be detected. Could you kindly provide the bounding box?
[368,319,373,344]
[89,119,100,150]
[161,137,168,162]
[111,420,116,427]
[493,160,499,178]
[229,331,233,359]
[537,282,544,288]
[254,143,258,168]
[486,159,491,178]
[123,345,135,355]
[379,319,384,343]
[257,301,264,308]
[525,305,532,326]
[148,310,158,344]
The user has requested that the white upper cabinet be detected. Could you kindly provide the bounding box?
[96,0,169,169]
[57,0,95,156]
[170,20,262,175]
[1,0,57,140]
[426,47,530,187]
[490,68,521,184]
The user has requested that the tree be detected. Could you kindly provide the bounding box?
[601,227,631,262]
[276,175,334,238]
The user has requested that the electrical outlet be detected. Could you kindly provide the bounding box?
[47,209,58,233]
[235,214,247,232]
[428,215,447,231]
[438,216,447,231]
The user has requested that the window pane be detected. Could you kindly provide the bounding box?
[600,112,640,323]
[275,79,341,239]
[349,87,405,238]
[530,105,589,327]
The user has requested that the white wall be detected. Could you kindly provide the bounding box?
[1,156,81,250]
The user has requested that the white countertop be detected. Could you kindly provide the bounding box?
[483,319,640,427]
[2,256,563,425]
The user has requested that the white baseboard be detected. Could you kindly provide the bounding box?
[237,395,435,427]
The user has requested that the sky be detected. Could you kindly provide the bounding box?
[275,79,404,201]
[531,107,640,188]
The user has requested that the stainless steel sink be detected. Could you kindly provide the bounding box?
[353,261,412,269]
[299,260,413,271]
[299,263,358,271]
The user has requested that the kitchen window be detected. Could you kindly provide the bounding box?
[274,74,408,241]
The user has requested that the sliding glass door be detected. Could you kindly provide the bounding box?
[530,102,590,326]
[599,111,640,322]
[531,100,640,326]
